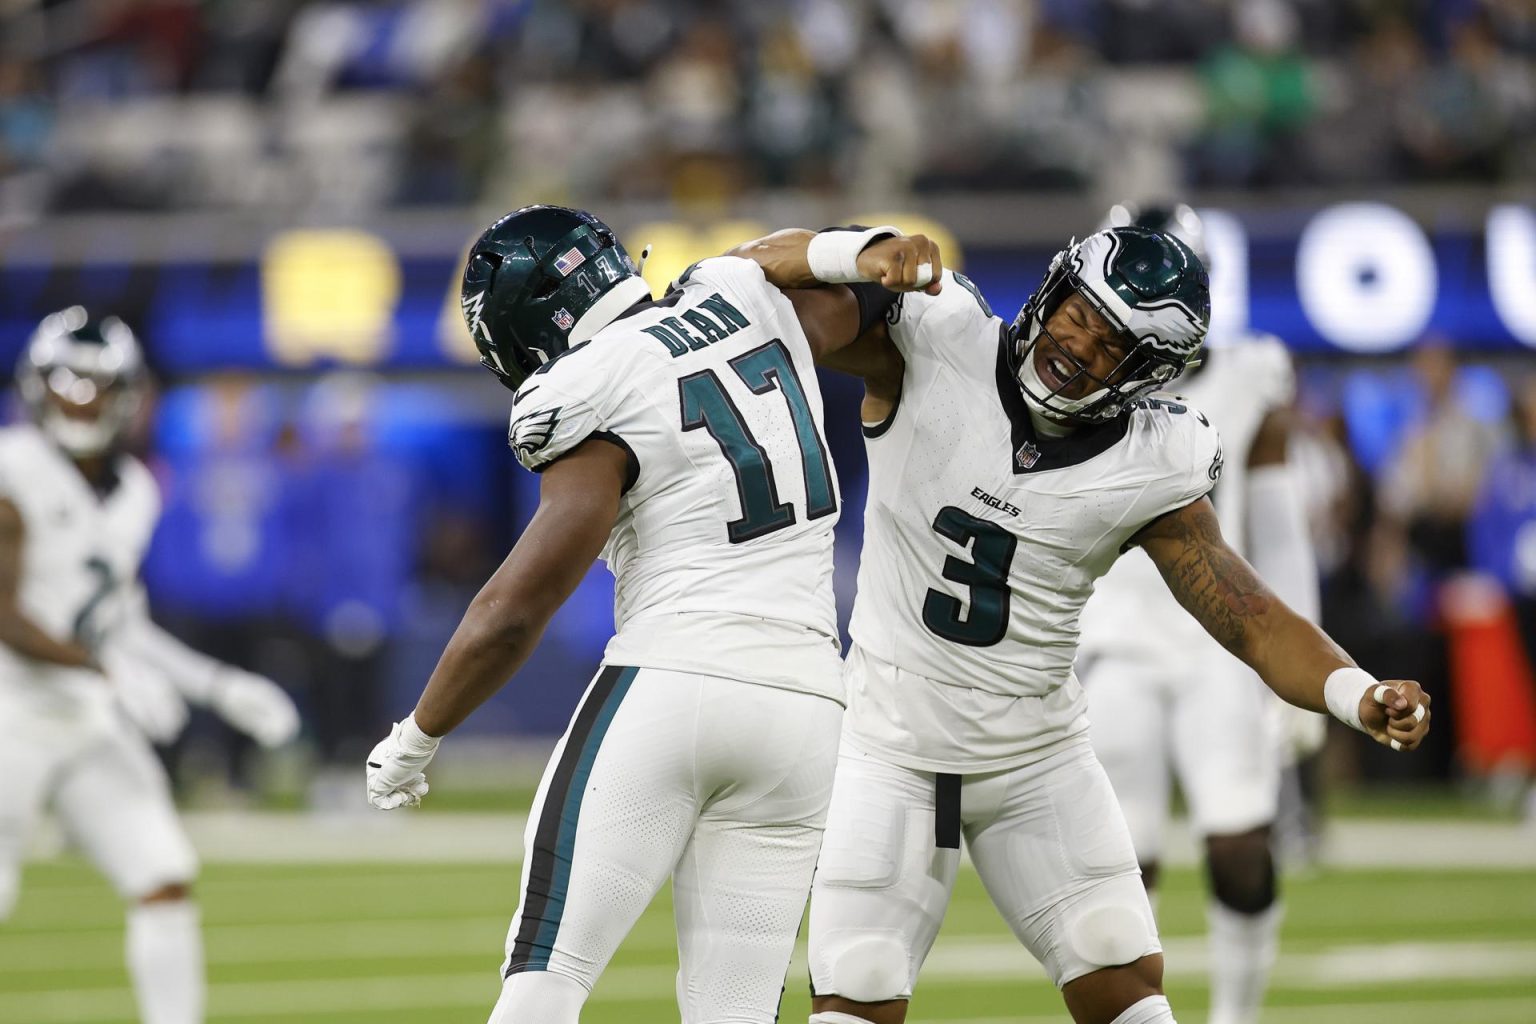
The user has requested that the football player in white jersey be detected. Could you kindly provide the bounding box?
[1078,204,1323,1024]
[0,308,300,1024]
[364,205,945,1024]
[724,225,1431,1024]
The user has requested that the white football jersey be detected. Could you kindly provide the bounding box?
[507,257,844,703]
[845,272,1222,771]
[0,424,161,715]
[1078,332,1294,666]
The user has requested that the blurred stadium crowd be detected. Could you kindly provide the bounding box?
[1,0,1535,219]
[0,0,1533,814]
[1292,342,1536,802]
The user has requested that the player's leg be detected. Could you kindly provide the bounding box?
[672,682,842,1024]
[1172,666,1283,1024]
[807,748,960,1024]
[488,665,700,1024]
[54,727,204,1024]
[1082,655,1174,904]
[0,705,69,921]
[965,738,1174,1024]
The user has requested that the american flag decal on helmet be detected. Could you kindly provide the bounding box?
[552,308,576,331]
[553,247,586,276]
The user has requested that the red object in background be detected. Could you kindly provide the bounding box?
[1441,575,1536,774]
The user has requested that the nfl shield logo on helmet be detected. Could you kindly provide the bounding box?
[553,247,586,276]
[1015,441,1041,469]
[551,308,576,331]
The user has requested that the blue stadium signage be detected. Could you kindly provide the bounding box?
[1,201,1532,369]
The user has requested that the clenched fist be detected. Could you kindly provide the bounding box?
[1360,681,1431,752]
[855,234,945,294]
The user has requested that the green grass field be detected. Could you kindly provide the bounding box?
[4,854,1534,1023]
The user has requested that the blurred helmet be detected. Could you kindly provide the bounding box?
[1010,228,1210,424]
[18,307,147,457]
[1101,201,1210,273]
[460,204,651,391]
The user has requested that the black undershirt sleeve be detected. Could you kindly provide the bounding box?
[848,281,901,337]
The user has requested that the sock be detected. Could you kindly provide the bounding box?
[487,970,588,1024]
[126,901,205,1024]
[1206,901,1283,1024]
[810,1014,879,1024]
[1110,994,1177,1023]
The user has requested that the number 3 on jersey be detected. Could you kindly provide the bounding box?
[922,506,1017,646]
[679,339,836,543]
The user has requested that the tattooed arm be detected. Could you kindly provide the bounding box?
[1133,496,1431,749]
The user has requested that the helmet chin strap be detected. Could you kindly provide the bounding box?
[569,277,654,345]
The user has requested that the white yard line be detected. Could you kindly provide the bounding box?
[28,812,1535,868]
[916,936,1536,988]
[6,939,1535,1022]
[930,1001,1536,1024]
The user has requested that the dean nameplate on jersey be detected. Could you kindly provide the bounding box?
[639,293,753,357]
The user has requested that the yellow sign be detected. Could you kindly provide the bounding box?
[629,219,770,296]
[438,241,480,365]
[431,212,961,366]
[848,213,963,271]
[262,230,400,366]
[630,214,962,292]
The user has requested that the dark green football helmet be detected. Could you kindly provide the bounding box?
[1102,200,1210,273]
[1011,227,1210,423]
[460,205,652,390]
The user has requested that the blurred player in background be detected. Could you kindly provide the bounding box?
[365,206,940,1024]
[731,225,1431,1024]
[1077,203,1325,1024]
[0,308,299,1024]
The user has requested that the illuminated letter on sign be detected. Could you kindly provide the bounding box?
[1197,208,1248,340]
[1489,205,1536,349]
[1296,203,1436,353]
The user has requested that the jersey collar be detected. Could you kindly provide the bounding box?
[994,328,1131,474]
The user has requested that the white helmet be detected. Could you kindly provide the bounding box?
[18,307,147,457]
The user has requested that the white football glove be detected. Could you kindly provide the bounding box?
[103,647,190,744]
[210,669,301,748]
[1270,693,1328,762]
[366,715,440,810]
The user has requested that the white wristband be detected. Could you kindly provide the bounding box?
[398,714,442,755]
[806,225,902,284]
[1323,666,1378,732]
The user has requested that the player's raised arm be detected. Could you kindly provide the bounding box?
[1133,495,1431,752]
[724,227,943,370]
[0,497,98,670]
[729,227,944,295]
[365,438,627,809]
